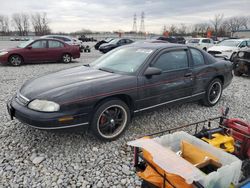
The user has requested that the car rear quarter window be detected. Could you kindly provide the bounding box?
[190,48,205,66]
[153,50,188,72]
[48,41,64,48]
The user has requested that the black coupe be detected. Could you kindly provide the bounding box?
[7,43,233,140]
[99,38,134,53]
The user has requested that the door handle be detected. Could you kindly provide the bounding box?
[184,73,192,77]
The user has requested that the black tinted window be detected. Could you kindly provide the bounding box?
[240,41,247,48]
[202,39,210,43]
[153,50,188,71]
[48,40,64,48]
[190,48,205,66]
[31,40,47,48]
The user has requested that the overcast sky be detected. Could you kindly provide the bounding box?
[0,0,249,33]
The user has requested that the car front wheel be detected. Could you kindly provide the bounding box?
[62,53,72,63]
[91,99,130,141]
[9,55,23,66]
[202,78,223,107]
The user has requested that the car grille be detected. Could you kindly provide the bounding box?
[208,51,222,56]
[16,93,30,106]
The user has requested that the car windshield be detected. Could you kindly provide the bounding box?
[217,40,241,47]
[109,38,120,44]
[17,40,34,48]
[105,38,113,42]
[187,39,200,43]
[91,47,154,74]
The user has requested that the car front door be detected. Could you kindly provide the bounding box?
[25,40,48,62]
[136,48,194,111]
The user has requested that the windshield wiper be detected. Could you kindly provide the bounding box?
[98,67,114,73]
[83,64,90,67]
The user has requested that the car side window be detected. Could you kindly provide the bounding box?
[31,40,47,48]
[247,41,250,47]
[202,39,210,43]
[190,48,205,66]
[153,50,188,72]
[239,41,247,48]
[48,41,64,48]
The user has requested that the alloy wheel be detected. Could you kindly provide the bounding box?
[97,105,127,139]
[10,56,22,66]
[208,81,222,104]
[63,54,71,63]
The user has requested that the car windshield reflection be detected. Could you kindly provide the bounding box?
[91,47,154,74]
[17,40,34,48]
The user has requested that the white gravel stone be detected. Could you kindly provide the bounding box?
[32,156,45,165]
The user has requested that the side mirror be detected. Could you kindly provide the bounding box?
[26,46,32,49]
[144,67,162,77]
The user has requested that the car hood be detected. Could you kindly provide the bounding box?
[208,45,238,51]
[20,66,118,101]
[99,43,115,48]
[0,47,21,52]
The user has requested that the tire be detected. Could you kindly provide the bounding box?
[61,53,72,63]
[91,99,130,141]
[203,47,207,51]
[202,78,223,107]
[9,55,23,66]
[233,69,243,76]
[230,52,237,62]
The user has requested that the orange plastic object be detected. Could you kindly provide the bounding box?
[138,149,193,188]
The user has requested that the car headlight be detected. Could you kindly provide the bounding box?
[238,51,245,58]
[28,99,60,112]
[0,51,8,56]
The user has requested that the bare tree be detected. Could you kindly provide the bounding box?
[193,23,210,36]
[12,13,29,36]
[210,14,224,37]
[169,24,177,35]
[0,15,9,35]
[223,16,248,33]
[178,23,187,35]
[31,12,50,35]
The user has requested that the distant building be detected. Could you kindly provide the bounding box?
[232,29,250,38]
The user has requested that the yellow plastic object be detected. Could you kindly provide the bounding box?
[202,133,234,153]
[181,140,219,165]
[138,149,193,188]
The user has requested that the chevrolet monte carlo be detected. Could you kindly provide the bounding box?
[7,43,233,140]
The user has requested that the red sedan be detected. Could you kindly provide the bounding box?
[0,38,80,66]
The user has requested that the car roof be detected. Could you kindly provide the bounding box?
[191,38,211,40]
[129,42,184,49]
[34,38,67,43]
[41,35,72,39]
[223,38,249,42]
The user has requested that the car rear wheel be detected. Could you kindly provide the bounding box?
[202,78,223,107]
[91,99,130,141]
[62,53,72,63]
[9,55,23,66]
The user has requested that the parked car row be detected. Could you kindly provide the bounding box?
[7,41,233,140]
[0,38,80,66]
[10,37,31,41]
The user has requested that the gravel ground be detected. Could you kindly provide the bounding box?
[0,41,250,187]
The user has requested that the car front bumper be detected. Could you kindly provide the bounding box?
[0,55,9,64]
[7,97,90,130]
